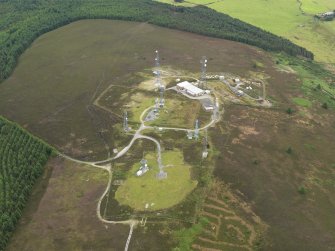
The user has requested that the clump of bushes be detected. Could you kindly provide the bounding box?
[298,186,306,195]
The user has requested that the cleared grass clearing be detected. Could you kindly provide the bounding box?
[292,97,312,107]
[148,93,211,129]
[115,150,197,211]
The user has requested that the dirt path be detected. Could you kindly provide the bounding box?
[57,72,225,250]
[124,222,136,251]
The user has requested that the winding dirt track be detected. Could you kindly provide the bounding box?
[59,78,222,250]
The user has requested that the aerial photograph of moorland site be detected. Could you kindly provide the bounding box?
[0,1,334,251]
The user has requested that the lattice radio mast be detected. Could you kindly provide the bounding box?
[154,50,162,89]
[202,128,208,159]
[194,119,199,140]
[200,56,207,89]
[123,111,129,132]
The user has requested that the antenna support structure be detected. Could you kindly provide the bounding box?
[200,56,207,89]
[123,111,129,132]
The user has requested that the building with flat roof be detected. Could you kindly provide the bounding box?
[176,81,205,97]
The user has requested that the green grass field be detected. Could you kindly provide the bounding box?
[115,150,197,210]
[157,0,335,63]
[292,97,312,107]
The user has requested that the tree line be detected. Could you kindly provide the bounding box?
[0,0,314,83]
[0,116,52,251]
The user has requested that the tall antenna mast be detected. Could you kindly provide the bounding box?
[154,98,159,113]
[154,50,165,107]
[202,128,208,159]
[154,50,162,89]
[194,119,199,140]
[214,97,219,121]
[123,111,129,132]
[159,86,165,108]
[262,81,266,101]
[200,56,207,89]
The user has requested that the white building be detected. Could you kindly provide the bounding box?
[177,81,205,97]
[136,159,149,176]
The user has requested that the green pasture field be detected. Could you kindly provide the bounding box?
[292,97,312,107]
[157,0,335,63]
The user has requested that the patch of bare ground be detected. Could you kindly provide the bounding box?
[193,181,267,251]
[6,157,129,251]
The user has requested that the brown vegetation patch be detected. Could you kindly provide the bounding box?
[193,181,267,251]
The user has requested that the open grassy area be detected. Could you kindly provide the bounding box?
[292,97,312,107]
[157,0,335,63]
[275,53,335,108]
[148,92,211,128]
[115,150,197,211]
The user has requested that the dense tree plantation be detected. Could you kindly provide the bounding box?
[0,0,314,82]
[0,116,52,251]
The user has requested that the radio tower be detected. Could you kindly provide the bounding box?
[159,85,165,108]
[202,128,208,159]
[214,97,219,121]
[200,56,207,89]
[123,111,129,132]
[154,50,165,107]
[154,98,159,113]
[194,119,199,140]
[154,50,162,89]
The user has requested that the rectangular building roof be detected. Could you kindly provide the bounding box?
[177,81,204,96]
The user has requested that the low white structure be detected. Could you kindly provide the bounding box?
[136,159,149,176]
[236,90,244,96]
[177,81,205,97]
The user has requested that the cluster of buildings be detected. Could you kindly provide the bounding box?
[176,81,214,111]
[176,81,206,97]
